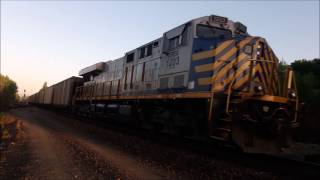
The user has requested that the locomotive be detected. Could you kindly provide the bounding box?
[29,15,299,154]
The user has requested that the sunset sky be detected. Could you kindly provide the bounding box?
[1,1,319,96]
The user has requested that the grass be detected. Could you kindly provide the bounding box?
[0,112,11,140]
[0,112,4,127]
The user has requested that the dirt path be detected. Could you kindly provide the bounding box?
[2,107,171,180]
[23,121,76,179]
[3,107,317,179]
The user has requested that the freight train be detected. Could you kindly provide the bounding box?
[28,15,300,154]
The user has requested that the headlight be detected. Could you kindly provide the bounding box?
[255,85,263,92]
[262,106,270,112]
[289,91,297,98]
[253,84,265,95]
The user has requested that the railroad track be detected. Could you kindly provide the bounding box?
[53,108,320,178]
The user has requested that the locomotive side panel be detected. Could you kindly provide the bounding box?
[122,39,162,95]
[159,23,193,92]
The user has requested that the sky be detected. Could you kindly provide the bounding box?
[1,1,319,96]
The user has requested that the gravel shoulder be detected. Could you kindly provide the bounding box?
[1,106,319,179]
[3,107,168,180]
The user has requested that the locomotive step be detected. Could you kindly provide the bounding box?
[218,119,232,129]
[230,99,242,103]
[213,127,231,132]
[212,128,232,140]
[210,135,228,141]
[220,118,232,122]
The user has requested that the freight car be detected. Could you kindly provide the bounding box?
[29,76,83,109]
[29,15,299,155]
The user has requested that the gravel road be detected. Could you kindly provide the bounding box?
[1,107,169,179]
[1,106,318,179]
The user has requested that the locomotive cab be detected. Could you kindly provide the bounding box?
[231,64,299,154]
[189,15,300,154]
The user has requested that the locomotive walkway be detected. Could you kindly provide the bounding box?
[1,106,319,179]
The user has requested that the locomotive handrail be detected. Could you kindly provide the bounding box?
[248,59,275,63]
[224,44,242,115]
[290,68,299,123]
[225,73,238,115]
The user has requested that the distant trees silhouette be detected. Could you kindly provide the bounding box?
[289,58,320,143]
[291,58,320,105]
[0,75,18,111]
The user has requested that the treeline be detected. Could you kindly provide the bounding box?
[290,58,320,143]
[0,75,18,111]
[291,58,320,105]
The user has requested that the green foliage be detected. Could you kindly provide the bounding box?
[290,59,320,142]
[292,58,320,78]
[291,58,320,105]
[0,75,18,110]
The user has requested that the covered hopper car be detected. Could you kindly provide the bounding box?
[29,15,299,154]
[29,76,83,108]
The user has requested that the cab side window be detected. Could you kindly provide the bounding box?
[169,36,180,50]
[126,53,135,63]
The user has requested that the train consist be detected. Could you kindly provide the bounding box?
[29,15,299,154]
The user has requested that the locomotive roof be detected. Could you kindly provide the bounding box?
[78,15,247,76]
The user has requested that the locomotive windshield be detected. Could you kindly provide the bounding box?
[196,24,232,39]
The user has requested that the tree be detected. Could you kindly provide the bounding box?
[42,81,47,89]
[291,58,320,105]
[290,58,320,143]
[0,75,18,110]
